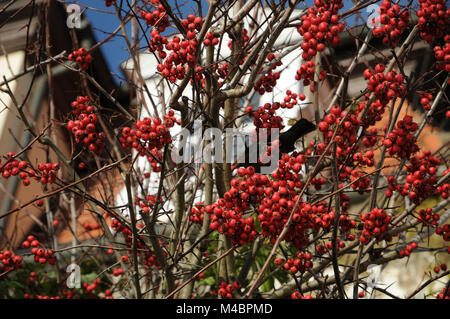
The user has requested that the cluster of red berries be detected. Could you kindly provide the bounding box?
[295,0,343,89]
[21,235,39,249]
[246,102,284,130]
[112,268,124,277]
[22,236,56,265]
[111,219,132,244]
[24,284,107,300]
[340,213,356,233]
[70,95,92,116]
[68,48,92,70]
[217,281,241,299]
[148,30,168,57]
[295,61,327,89]
[258,169,312,248]
[207,203,257,246]
[436,224,450,242]
[143,250,159,268]
[265,154,351,250]
[82,282,114,299]
[1,153,60,186]
[120,116,175,172]
[305,140,325,156]
[383,115,419,159]
[419,92,433,111]
[28,271,37,283]
[82,278,102,295]
[271,152,307,183]
[360,208,391,244]
[398,241,418,257]
[67,96,106,155]
[82,222,101,231]
[278,251,313,274]
[417,208,440,226]
[356,99,382,128]
[205,168,260,245]
[150,14,202,82]
[31,295,64,299]
[36,162,60,184]
[364,64,406,104]
[361,127,378,148]
[281,90,306,109]
[194,66,207,87]
[104,0,116,6]
[164,109,179,127]
[437,286,450,299]
[32,245,55,265]
[437,183,449,199]
[349,169,372,194]
[313,239,347,256]
[182,15,203,40]
[203,31,219,47]
[434,36,450,72]
[417,0,449,43]
[291,291,313,299]
[318,106,361,160]
[372,0,410,47]
[310,176,327,190]
[0,250,23,273]
[385,175,398,198]
[360,65,406,127]
[154,34,197,82]
[215,62,229,83]
[254,53,282,95]
[190,202,205,225]
[403,150,441,203]
[26,294,66,299]
[140,1,170,32]
[136,195,159,214]
[297,0,344,61]
[352,151,375,167]
[316,208,344,231]
[103,289,114,299]
[1,154,32,186]
[110,216,152,262]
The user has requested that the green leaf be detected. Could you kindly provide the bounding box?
[47,271,57,279]
[260,276,274,293]
[7,281,24,289]
[81,272,97,283]
[199,276,215,286]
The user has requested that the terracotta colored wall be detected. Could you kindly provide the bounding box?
[0,95,73,249]
[56,169,125,245]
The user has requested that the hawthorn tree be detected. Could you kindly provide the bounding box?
[0,0,449,299]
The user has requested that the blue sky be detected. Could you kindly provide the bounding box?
[75,0,211,82]
[73,0,414,84]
